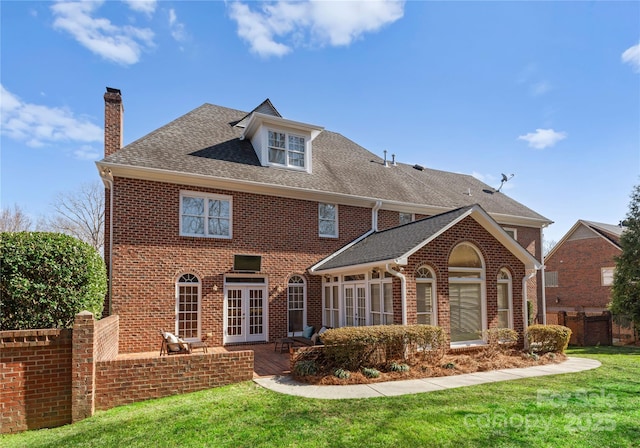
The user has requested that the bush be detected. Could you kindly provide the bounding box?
[361,367,380,378]
[294,360,318,376]
[0,232,107,330]
[483,328,519,355]
[389,362,410,372]
[526,324,571,353]
[321,325,446,370]
[333,368,350,379]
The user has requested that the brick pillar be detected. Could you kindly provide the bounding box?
[72,311,96,422]
[104,87,123,157]
[557,311,566,327]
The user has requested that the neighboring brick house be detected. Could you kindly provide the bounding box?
[96,88,551,353]
[545,220,624,314]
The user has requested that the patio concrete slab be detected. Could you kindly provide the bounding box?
[253,357,601,399]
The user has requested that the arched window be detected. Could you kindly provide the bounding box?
[416,266,437,325]
[497,269,513,328]
[448,243,485,343]
[176,273,200,340]
[288,275,306,334]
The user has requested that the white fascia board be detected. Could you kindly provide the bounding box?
[242,112,324,141]
[311,258,401,275]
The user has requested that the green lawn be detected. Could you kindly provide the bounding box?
[3,346,639,448]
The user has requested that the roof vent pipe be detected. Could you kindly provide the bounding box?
[383,150,388,167]
[392,154,397,166]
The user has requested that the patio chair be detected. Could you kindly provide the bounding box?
[159,330,192,356]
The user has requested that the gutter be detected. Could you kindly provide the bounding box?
[386,263,407,325]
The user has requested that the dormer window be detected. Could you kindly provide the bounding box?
[268,131,306,168]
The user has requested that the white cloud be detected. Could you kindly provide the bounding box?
[51,1,154,65]
[531,81,551,96]
[228,0,405,58]
[74,145,101,161]
[0,85,102,156]
[621,42,640,73]
[169,8,187,43]
[123,0,157,16]
[517,128,567,149]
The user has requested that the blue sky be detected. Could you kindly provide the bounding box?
[1,0,639,245]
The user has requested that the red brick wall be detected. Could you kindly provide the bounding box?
[405,217,527,344]
[109,177,373,353]
[94,350,253,410]
[0,329,72,433]
[545,237,620,312]
[95,315,119,362]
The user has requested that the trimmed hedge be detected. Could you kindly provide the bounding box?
[320,325,446,370]
[0,232,107,330]
[526,324,572,353]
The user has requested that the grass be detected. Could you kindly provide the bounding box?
[2,346,639,448]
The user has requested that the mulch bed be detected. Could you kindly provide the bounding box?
[293,349,567,385]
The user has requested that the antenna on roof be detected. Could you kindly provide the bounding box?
[496,173,514,192]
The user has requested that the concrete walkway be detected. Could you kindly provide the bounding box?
[253,357,601,399]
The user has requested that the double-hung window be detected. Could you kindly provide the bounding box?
[370,270,393,325]
[497,269,512,328]
[180,191,232,238]
[416,266,436,325]
[268,130,306,168]
[319,203,337,237]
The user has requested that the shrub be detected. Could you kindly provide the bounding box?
[294,360,318,376]
[321,325,445,370]
[527,300,535,325]
[362,367,380,378]
[389,362,410,372]
[0,232,107,330]
[526,324,572,353]
[333,368,351,379]
[483,328,519,355]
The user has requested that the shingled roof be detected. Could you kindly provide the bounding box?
[311,204,542,272]
[99,101,551,225]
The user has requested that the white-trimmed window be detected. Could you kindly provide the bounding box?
[497,269,512,329]
[319,203,338,237]
[416,265,437,325]
[176,273,200,340]
[288,275,306,334]
[323,279,339,328]
[370,270,393,325]
[180,191,232,238]
[601,267,615,286]
[399,212,414,225]
[448,243,486,344]
[503,228,517,240]
[268,130,306,168]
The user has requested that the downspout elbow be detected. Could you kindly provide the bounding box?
[385,263,407,325]
[371,200,382,232]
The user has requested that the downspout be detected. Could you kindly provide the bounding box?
[540,227,547,324]
[371,200,382,232]
[386,264,407,325]
[102,171,114,316]
[522,271,536,349]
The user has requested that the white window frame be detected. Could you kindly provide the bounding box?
[323,278,340,328]
[497,269,513,329]
[319,203,338,238]
[416,265,437,326]
[175,273,201,341]
[448,243,486,346]
[601,267,615,286]
[287,275,307,335]
[267,129,307,169]
[369,270,394,325]
[399,212,415,225]
[503,227,517,240]
[180,191,232,239]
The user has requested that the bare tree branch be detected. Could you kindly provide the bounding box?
[47,181,105,254]
[0,204,33,232]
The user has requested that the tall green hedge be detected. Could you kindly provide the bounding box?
[0,232,107,330]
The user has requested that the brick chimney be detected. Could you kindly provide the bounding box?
[104,87,123,157]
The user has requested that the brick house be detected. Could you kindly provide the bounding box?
[545,220,624,314]
[96,88,551,353]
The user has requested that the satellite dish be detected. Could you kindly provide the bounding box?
[496,173,514,192]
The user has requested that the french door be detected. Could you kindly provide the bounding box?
[344,284,367,327]
[224,286,267,344]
